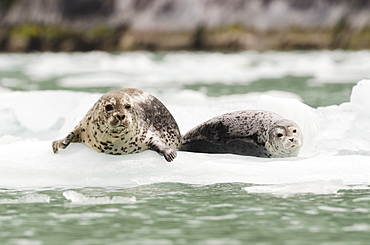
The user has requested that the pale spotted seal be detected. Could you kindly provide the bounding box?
[52,89,181,162]
[181,110,303,158]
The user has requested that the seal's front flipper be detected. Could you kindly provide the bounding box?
[52,132,75,154]
[149,139,177,162]
[162,148,177,162]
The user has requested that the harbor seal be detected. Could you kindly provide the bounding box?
[181,110,303,158]
[52,89,181,162]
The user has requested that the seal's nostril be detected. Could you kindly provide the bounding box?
[289,138,294,142]
[116,114,125,121]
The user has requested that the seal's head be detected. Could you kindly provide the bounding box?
[268,119,303,157]
[97,91,136,134]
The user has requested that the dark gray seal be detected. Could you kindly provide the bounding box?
[181,110,303,158]
[52,89,181,162]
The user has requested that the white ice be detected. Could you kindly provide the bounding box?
[0,193,51,204]
[0,80,370,195]
[244,180,346,196]
[63,190,136,205]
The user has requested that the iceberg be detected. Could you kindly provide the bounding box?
[0,80,369,193]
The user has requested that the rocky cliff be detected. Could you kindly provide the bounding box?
[1,0,370,52]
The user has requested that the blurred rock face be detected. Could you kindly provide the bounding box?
[0,0,370,51]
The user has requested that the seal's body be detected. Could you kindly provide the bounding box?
[52,89,181,162]
[181,110,303,158]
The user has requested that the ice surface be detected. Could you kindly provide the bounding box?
[0,90,99,140]
[316,80,370,153]
[244,180,345,196]
[0,194,51,204]
[0,80,370,193]
[63,191,136,205]
[350,79,370,117]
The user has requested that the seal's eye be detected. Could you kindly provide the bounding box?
[125,104,131,110]
[293,129,297,133]
[105,104,114,112]
[277,133,283,138]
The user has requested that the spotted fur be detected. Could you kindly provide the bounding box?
[52,89,181,162]
[181,110,303,158]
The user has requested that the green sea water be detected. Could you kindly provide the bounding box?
[1,184,370,245]
[184,76,354,108]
